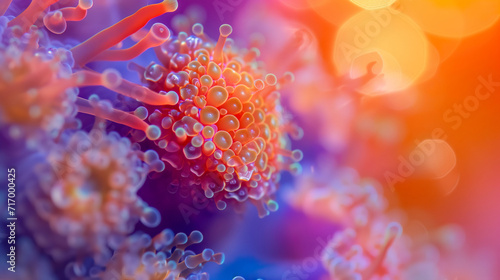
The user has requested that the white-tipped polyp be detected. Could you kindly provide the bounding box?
[144,149,160,162]
[192,23,204,36]
[88,93,100,106]
[265,73,278,86]
[204,188,214,199]
[185,255,199,269]
[102,68,122,88]
[141,206,161,227]
[141,251,156,266]
[254,79,265,90]
[156,251,167,262]
[146,125,161,140]
[220,24,232,37]
[202,248,214,261]
[190,230,203,243]
[155,229,175,249]
[212,252,225,265]
[138,233,153,248]
[163,0,179,11]
[161,90,179,105]
[283,72,295,83]
[165,260,176,270]
[267,200,279,212]
[44,11,67,34]
[151,23,170,41]
[152,161,165,173]
[292,149,304,162]
[174,232,188,245]
[385,222,403,242]
[216,200,227,210]
[79,0,93,9]
[134,106,148,120]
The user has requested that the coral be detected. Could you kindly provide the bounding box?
[60,0,303,217]
[69,229,224,280]
[20,128,164,263]
[0,15,78,145]
[288,167,388,228]
[132,22,303,217]
[290,166,494,280]
[322,222,403,280]
[43,0,94,35]
[292,168,404,279]
[289,167,416,279]
[70,0,179,66]
[2,2,237,278]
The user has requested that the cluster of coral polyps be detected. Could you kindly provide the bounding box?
[31,0,302,217]
[65,229,224,280]
[61,1,302,216]
[289,167,388,228]
[289,166,491,280]
[0,17,77,143]
[322,222,403,280]
[289,168,405,279]
[1,0,302,278]
[131,22,303,217]
[1,0,302,217]
[21,128,165,263]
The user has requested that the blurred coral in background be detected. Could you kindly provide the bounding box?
[0,0,499,279]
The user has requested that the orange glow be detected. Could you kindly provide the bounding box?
[350,0,397,10]
[309,0,362,26]
[397,0,500,38]
[333,9,429,93]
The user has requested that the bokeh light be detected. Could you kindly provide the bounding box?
[396,0,500,38]
[350,0,397,10]
[333,9,429,93]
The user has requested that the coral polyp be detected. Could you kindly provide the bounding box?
[289,167,388,227]
[42,0,94,35]
[0,19,77,143]
[71,229,224,280]
[131,22,303,217]
[21,128,165,262]
[322,222,403,280]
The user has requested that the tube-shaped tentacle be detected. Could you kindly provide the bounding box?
[74,69,179,106]
[92,23,170,62]
[76,97,149,132]
[213,24,232,64]
[0,0,12,16]
[8,0,60,31]
[71,0,178,66]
